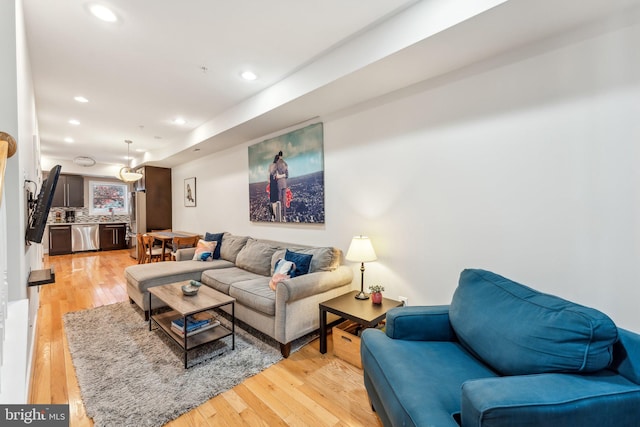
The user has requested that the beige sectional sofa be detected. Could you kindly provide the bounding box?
[125,233,353,357]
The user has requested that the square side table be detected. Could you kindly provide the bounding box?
[319,290,402,354]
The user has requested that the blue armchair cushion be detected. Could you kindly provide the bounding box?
[361,328,498,427]
[461,372,640,426]
[449,269,618,375]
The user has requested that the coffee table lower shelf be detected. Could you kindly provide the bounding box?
[150,310,234,368]
[148,282,236,368]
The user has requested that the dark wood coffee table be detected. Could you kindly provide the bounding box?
[148,281,235,368]
[319,290,403,354]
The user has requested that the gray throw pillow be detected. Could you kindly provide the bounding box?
[235,239,280,276]
[219,234,249,263]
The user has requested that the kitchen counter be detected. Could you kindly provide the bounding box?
[44,222,129,254]
[47,221,127,225]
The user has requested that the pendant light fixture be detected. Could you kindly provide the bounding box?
[118,140,143,182]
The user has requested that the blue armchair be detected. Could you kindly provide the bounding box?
[361,269,640,426]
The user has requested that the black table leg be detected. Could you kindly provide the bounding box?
[319,307,327,354]
[184,315,188,368]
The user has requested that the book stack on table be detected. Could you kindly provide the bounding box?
[171,312,220,337]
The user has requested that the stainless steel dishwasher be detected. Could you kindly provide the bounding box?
[71,224,100,252]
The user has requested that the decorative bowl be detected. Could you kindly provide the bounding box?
[181,280,202,296]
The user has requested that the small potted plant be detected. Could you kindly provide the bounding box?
[368,284,385,304]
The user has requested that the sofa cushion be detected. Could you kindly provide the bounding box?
[125,260,232,292]
[449,269,618,376]
[204,231,224,259]
[219,234,249,263]
[361,328,497,427]
[229,278,275,316]
[235,238,280,276]
[272,246,341,274]
[200,266,263,295]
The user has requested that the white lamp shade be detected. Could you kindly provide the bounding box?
[118,140,143,182]
[346,235,377,262]
[118,167,143,182]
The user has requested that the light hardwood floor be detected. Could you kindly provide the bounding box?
[29,249,381,426]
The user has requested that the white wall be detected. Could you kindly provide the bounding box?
[0,0,41,403]
[1,0,41,301]
[173,18,640,331]
[1,0,20,300]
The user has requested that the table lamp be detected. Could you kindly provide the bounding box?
[346,235,377,300]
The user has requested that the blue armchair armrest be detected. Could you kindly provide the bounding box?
[461,372,640,427]
[385,305,455,341]
[611,328,640,384]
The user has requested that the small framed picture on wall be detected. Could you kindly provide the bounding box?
[184,177,196,207]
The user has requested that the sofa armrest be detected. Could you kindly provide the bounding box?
[276,265,353,302]
[461,373,640,427]
[385,305,455,341]
[174,247,196,261]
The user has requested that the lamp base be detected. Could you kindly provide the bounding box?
[354,291,369,300]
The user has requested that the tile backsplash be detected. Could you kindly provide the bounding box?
[48,207,130,224]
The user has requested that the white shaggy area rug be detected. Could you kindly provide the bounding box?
[64,302,314,427]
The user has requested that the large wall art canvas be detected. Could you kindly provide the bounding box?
[248,122,324,223]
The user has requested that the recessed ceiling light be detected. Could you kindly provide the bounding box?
[135,148,146,153]
[68,119,80,125]
[173,117,186,125]
[241,71,257,81]
[64,137,74,143]
[74,96,89,103]
[89,4,118,22]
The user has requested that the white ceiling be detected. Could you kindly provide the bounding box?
[23,0,640,174]
[24,0,416,168]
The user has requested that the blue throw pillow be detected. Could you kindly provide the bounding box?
[204,232,224,259]
[284,249,312,278]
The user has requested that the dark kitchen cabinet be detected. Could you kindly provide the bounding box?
[99,223,127,251]
[49,225,72,255]
[52,174,84,207]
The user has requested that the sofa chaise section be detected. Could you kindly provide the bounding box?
[125,258,233,319]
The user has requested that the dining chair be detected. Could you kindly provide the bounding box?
[151,229,174,254]
[140,234,165,263]
[170,235,201,260]
[136,233,147,264]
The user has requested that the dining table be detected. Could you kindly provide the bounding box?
[145,231,200,261]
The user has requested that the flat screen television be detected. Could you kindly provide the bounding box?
[26,164,61,244]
